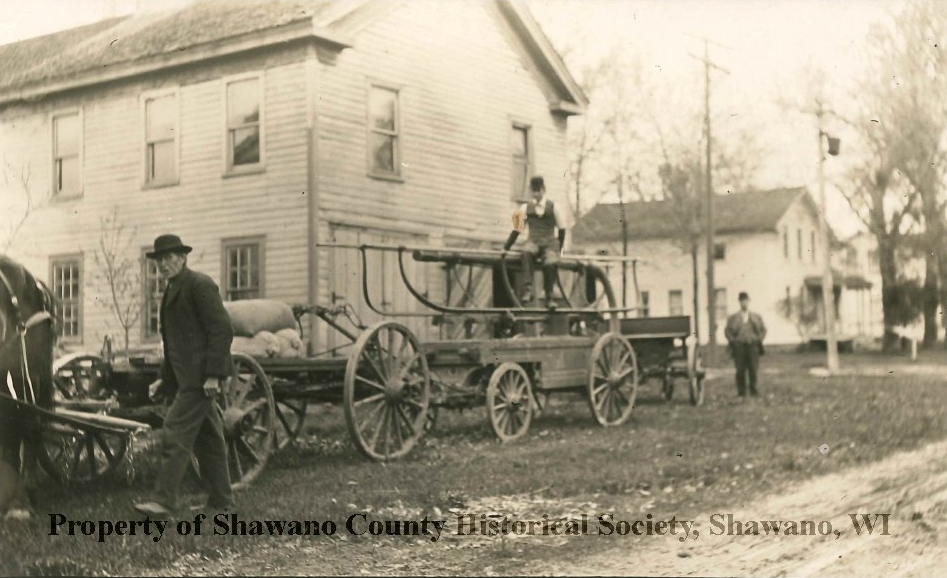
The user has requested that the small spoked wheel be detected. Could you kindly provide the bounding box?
[344,321,430,461]
[486,362,533,442]
[223,353,276,490]
[38,424,128,483]
[274,397,308,449]
[53,353,113,401]
[588,333,638,426]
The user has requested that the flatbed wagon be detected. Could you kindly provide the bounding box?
[44,242,703,487]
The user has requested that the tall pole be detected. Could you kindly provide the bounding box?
[703,42,717,361]
[816,102,840,372]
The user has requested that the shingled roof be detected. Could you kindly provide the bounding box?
[573,187,813,244]
[0,0,338,102]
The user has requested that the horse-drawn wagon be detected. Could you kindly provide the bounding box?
[6,243,704,491]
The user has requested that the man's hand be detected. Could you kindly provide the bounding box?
[148,379,163,402]
[203,377,222,398]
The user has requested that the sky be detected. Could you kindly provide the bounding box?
[0,0,902,235]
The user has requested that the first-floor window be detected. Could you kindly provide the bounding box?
[668,290,683,316]
[223,238,264,301]
[639,290,650,318]
[142,253,166,338]
[51,256,82,340]
[715,288,728,321]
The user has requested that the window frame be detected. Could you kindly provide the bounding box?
[141,248,166,342]
[222,71,266,176]
[638,290,650,318]
[668,289,684,316]
[366,81,403,181]
[811,230,817,263]
[783,229,789,259]
[510,121,533,202]
[713,242,726,261]
[797,228,803,260]
[221,235,266,301]
[49,254,83,343]
[141,87,181,189]
[50,108,83,199]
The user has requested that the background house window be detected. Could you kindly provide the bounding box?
[511,124,531,200]
[811,230,817,263]
[145,94,177,183]
[713,243,726,260]
[51,257,82,340]
[668,289,683,316]
[226,77,261,167]
[223,239,263,301]
[783,230,788,258]
[797,228,803,260]
[142,254,166,339]
[714,288,727,321]
[53,112,80,196]
[639,290,650,318]
[368,85,400,176]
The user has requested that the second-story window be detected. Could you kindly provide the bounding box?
[145,93,177,185]
[52,112,81,197]
[226,76,262,168]
[511,124,530,201]
[368,85,400,177]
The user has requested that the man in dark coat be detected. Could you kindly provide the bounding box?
[134,234,235,516]
[724,291,767,399]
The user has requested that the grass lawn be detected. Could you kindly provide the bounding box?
[2,351,946,576]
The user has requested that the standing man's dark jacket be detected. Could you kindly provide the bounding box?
[160,267,233,394]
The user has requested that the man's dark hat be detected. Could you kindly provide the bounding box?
[738,291,750,300]
[146,234,193,259]
[529,175,545,191]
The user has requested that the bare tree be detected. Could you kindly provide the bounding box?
[1,159,34,254]
[93,207,143,354]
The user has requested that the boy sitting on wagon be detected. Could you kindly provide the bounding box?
[503,176,568,309]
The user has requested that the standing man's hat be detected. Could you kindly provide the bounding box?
[146,234,193,259]
[529,176,545,191]
[738,291,749,300]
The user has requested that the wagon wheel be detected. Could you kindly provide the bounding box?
[588,333,638,426]
[344,321,430,461]
[223,353,276,490]
[486,363,533,442]
[274,398,308,449]
[53,353,113,401]
[38,423,128,483]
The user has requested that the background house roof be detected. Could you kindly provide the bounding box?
[574,187,813,243]
[0,0,334,98]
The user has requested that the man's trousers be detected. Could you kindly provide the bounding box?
[154,388,234,509]
[731,342,760,397]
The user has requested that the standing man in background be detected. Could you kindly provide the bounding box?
[724,291,767,400]
[503,176,568,308]
[134,234,235,516]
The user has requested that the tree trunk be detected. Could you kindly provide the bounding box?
[878,238,901,352]
[922,252,939,348]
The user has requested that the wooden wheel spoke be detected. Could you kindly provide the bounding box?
[238,437,262,464]
[592,381,609,397]
[355,374,387,392]
[397,350,423,377]
[368,403,388,451]
[395,404,416,439]
[241,398,269,416]
[355,392,386,407]
[363,342,389,382]
[230,440,244,479]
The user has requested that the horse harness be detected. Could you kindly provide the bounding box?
[0,266,54,405]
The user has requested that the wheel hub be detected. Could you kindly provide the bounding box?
[223,407,255,437]
[385,379,405,402]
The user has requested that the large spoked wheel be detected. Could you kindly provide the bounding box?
[274,397,308,449]
[588,333,638,426]
[223,353,276,490]
[344,321,430,461]
[38,423,128,483]
[486,363,533,442]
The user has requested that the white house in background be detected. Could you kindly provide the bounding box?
[0,0,586,353]
[574,187,873,345]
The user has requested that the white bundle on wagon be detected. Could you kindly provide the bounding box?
[224,299,303,359]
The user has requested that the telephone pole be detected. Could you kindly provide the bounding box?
[689,36,729,362]
[816,100,840,372]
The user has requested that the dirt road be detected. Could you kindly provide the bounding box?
[539,438,947,577]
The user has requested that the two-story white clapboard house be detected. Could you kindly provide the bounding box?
[574,188,872,345]
[0,0,586,352]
